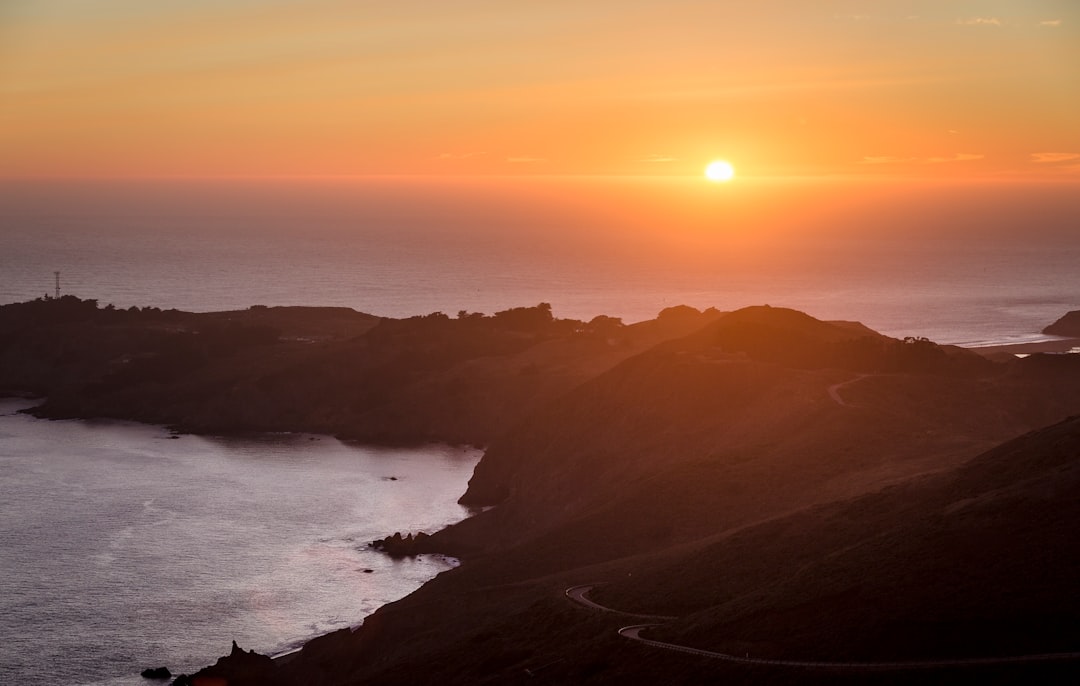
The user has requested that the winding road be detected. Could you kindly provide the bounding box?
[565,585,675,620]
[827,373,871,407]
[567,585,1080,671]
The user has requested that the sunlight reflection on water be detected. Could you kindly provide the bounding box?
[0,400,479,686]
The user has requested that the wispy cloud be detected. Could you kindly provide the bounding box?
[436,152,486,160]
[639,154,678,163]
[633,71,960,104]
[506,156,546,163]
[1031,152,1080,164]
[926,153,984,164]
[861,156,913,165]
[861,153,984,165]
[1039,19,1063,27]
[957,17,1002,27]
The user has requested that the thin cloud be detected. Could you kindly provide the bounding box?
[861,156,914,165]
[957,17,1002,27]
[1040,19,1063,27]
[506,156,547,163]
[861,153,983,165]
[436,152,486,160]
[926,153,984,164]
[633,72,958,104]
[1031,152,1080,164]
[640,154,678,163]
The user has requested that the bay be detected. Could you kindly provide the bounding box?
[0,399,480,686]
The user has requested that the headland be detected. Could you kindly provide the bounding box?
[5,297,1080,685]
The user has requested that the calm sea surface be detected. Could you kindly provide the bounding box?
[1,177,1079,346]
[0,399,479,686]
[0,177,1078,683]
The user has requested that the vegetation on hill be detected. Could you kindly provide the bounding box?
[0,297,720,444]
[6,298,1080,684]
[263,306,1080,685]
[1044,310,1080,337]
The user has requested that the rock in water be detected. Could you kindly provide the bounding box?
[140,666,171,679]
[178,640,283,686]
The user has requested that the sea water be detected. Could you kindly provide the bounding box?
[0,399,480,686]
[1,176,1078,346]
[1,176,1079,683]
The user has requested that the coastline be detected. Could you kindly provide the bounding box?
[248,331,1080,681]
[0,403,478,686]
[6,299,1080,684]
[965,337,1080,357]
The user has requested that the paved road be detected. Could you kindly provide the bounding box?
[568,585,1080,670]
[827,374,871,407]
[564,585,675,620]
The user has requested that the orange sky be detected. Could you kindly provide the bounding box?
[1,0,1078,179]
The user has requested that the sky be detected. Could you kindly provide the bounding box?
[1,0,1078,179]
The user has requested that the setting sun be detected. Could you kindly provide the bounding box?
[705,160,736,182]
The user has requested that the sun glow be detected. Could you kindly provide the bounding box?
[705,160,736,182]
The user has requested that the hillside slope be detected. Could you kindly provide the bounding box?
[261,307,1080,685]
[599,414,1080,663]
[0,297,721,445]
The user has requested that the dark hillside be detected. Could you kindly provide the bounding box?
[1044,310,1080,337]
[15,299,1080,684]
[606,415,1080,663]
[0,297,721,445]
[266,307,1080,685]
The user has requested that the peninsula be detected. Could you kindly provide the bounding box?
[4,297,1080,685]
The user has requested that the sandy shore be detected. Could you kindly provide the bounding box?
[968,337,1080,357]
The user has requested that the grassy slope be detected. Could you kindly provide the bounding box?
[628,414,1080,661]
[276,307,1080,685]
[1,298,721,445]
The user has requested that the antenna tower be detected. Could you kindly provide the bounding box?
[54,271,60,299]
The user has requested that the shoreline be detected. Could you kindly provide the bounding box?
[965,337,1080,356]
[261,329,1078,678]
[7,299,1080,684]
[0,403,477,686]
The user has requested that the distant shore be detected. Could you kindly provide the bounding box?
[967,337,1080,357]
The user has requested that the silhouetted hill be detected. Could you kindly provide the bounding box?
[11,298,1080,683]
[0,297,721,445]
[663,305,991,375]
[608,414,1080,662]
[266,306,1080,685]
[1044,310,1080,337]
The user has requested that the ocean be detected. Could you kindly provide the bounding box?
[1,176,1078,346]
[1,175,1078,683]
[0,399,480,686]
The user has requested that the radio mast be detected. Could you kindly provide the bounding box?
[54,271,60,299]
